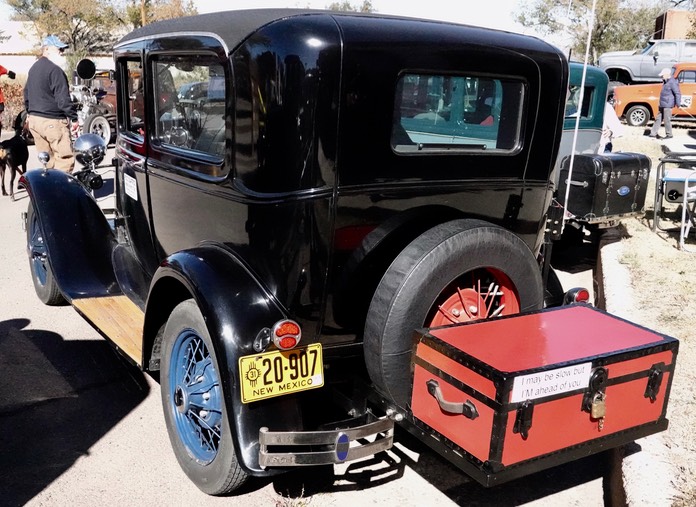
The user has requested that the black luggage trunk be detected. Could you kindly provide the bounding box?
[557,152,651,223]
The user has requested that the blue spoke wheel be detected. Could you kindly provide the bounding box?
[160,299,247,495]
[169,329,223,464]
[26,202,65,305]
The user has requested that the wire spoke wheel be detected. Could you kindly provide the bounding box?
[26,203,64,305]
[161,299,247,495]
[364,219,543,405]
[427,268,521,326]
[169,329,223,464]
[28,212,49,287]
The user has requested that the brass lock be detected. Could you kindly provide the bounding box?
[582,367,608,431]
[591,391,606,419]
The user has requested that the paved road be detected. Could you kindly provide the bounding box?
[0,141,609,507]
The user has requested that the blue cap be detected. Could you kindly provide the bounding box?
[42,35,68,49]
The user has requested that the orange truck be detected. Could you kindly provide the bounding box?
[612,62,696,126]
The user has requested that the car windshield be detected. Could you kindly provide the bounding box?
[635,43,655,55]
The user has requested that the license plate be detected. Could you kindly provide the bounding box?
[239,343,324,403]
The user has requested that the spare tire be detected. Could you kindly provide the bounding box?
[363,219,544,406]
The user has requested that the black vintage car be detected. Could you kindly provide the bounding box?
[23,9,571,494]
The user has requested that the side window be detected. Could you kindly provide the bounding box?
[152,55,227,160]
[391,73,523,153]
[565,85,594,119]
[123,60,144,138]
[652,42,677,58]
[678,70,696,83]
[683,43,696,59]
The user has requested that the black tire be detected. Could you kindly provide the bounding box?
[160,299,247,495]
[625,105,650,127]
[363,219,544,406]
[84,114,113,144]
[26,202,65,305]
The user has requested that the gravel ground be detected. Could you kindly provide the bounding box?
[606,123,696,506]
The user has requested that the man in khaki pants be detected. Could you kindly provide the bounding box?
[24,35,79,172]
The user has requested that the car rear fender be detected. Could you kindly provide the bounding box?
[20,169,118,301]
[144,244,303,475]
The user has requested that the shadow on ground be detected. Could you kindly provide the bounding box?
[268,425,630,506]
[0,318,149,506]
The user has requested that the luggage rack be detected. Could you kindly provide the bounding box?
[652,152,696,251]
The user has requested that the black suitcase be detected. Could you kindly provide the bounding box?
[557,152,651,223]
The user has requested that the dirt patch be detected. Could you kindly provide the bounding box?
[609,124,696,506]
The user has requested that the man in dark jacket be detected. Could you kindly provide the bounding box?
[649,67,681,139]
[24,35,79,172]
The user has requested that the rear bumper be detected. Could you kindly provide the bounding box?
[258,411,395,467]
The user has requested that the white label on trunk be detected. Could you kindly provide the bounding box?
[510,362,593,403]
[124,173,138,201]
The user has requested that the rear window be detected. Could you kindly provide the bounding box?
[391,73,524,154]
[565,84,594,119]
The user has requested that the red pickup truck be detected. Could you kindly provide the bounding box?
[612,62,696,126]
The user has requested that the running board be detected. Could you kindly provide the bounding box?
[72,295,145,366]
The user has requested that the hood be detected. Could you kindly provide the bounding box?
[599,50,635,60]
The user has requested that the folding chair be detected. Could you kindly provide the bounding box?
[652,152,696,251]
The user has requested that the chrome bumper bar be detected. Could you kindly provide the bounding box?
[258,413,395,468]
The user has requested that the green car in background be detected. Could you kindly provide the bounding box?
[554,62,609,181]
[553,62,651,244]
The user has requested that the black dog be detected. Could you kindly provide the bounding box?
[0,134,29,201]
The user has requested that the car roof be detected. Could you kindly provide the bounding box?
[117,8,400,52]
[116,8,557,56]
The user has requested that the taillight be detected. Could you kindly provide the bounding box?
[564,287,591,305]
[272,320,301,350]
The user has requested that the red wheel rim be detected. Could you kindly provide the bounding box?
[427,268,521,327]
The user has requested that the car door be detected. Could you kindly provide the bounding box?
[641,41,678,80]
[143,39,337,336]
[114,54,161,279]
[676,68,696,115]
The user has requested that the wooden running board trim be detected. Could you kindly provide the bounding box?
[73,295,144,366]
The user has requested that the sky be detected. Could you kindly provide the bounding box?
[0,0,532,36]
[193,0,531,34]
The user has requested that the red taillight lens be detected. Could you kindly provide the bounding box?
[278,336,298,349]
[272,319,301,350]
[275,321,300,337]
[563,287,592,305]
[574,288,591,303]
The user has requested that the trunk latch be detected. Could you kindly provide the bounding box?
[644,363,665,402]
[513,400,534,440]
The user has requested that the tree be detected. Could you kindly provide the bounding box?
[515,0,669,63]
[5,0,198,67]
[326,1,375,12]
[126,0,198,28]
[6,0,126,61]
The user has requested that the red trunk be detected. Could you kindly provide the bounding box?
[410,304,678,486]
